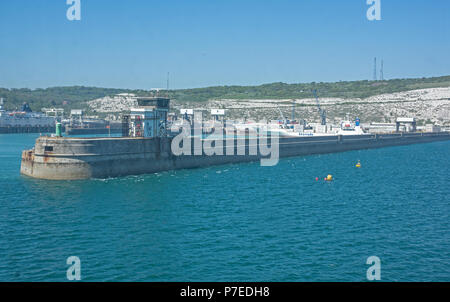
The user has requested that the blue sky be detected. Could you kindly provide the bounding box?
[0,0,449,89]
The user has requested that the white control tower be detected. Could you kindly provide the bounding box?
[129,97,170,138]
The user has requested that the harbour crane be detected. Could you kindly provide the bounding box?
[276,106,291,128]
[277,106,286,121]
[312,89,326,126]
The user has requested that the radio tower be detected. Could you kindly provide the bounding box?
[373,57,377,81]
[380,60,384,81]
[166,72,170,98]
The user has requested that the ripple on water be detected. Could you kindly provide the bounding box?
[0,134,449,281]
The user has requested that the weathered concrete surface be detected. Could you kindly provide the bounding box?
[20,132,450,180]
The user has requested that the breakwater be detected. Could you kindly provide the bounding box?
[20,132,450,180]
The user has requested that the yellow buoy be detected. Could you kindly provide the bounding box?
[326,174,333,181]
[356,162,361,168]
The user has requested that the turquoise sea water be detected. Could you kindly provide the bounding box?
[0,133,449,281]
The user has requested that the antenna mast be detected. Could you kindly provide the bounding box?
[166,72,170,98]
[373,57,377,81]
[380,60,384,81]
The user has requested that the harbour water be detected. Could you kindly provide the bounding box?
[1,134,449,281]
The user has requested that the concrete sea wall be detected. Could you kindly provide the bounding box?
[20,132,450,180]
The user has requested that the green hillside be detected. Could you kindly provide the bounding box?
[1,75,449,112]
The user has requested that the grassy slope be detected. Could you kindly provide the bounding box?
[1,75,449,112]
